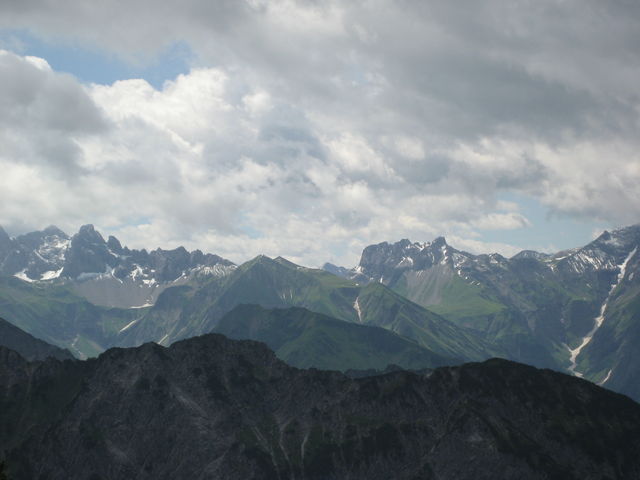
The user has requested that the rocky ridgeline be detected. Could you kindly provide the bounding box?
[0,224,235,308]
[0,224,235,283]
[1,333,640,479]
[329,225,640,287]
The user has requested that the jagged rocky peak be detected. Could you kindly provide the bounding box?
[592,224,640,253]
[106,235,123,253]
[16,225,69,250]
[62,225,115,279]
[430,235,447,248]
[3,224,236,297]
[349,236,460,284]
[75,223,106,244]
[146,246,220,282]
[361,236,451,267]
[0,225,71,281]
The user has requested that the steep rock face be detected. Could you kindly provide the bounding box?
[61,224,116,279]
[0,224,236,308]
[0,318,73,361]
[354,236,450,287]
[2,335,640,480]
[1,226,69,281]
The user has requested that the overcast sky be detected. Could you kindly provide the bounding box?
[0,0,639,266]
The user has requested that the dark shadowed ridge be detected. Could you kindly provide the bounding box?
[1,333,639,479]
[0,318,73,361]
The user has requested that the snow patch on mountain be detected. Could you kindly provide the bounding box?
[599,369,613,386]
[119,319,140,332]
[13,270,35,282]
[40,268,63,280]
[396,256,413,268]
[353,296,363,323]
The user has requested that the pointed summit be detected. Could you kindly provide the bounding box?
[107,235,123,253]
[75,224,106,244]
[274,256,299,268]
[245,254,276,267]
[430,236,447,248]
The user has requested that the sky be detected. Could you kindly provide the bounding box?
[0,1,639,267]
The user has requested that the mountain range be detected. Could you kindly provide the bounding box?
[1,223,640,402]
[2,332,640,479]
[325,224,640,399]
[0,224,235,309]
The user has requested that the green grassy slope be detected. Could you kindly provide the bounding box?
[215,304,456,370]
[122,256,497,364]
[356,283,502,362]
[0,276,142,358]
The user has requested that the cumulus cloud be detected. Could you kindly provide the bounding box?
[0,1,639,266]
[0,50,107,174]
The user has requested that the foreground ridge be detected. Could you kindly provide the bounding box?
[1,333,640,479]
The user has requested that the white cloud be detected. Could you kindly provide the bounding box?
[0,2,639,266]
[471,213,531,231]
[390,135,425,161]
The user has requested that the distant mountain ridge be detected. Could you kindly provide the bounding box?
[0,224,236,308]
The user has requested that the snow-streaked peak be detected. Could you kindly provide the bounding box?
[2,224,236,296]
